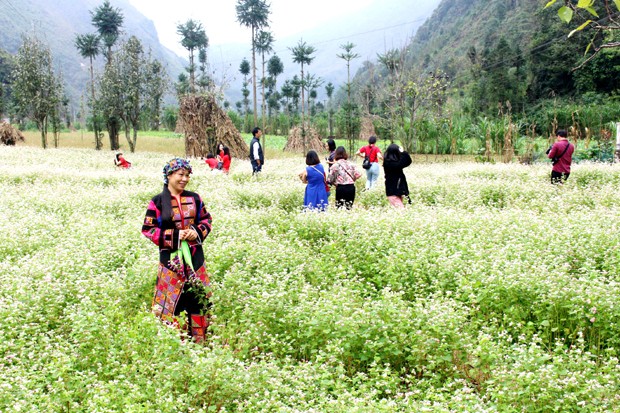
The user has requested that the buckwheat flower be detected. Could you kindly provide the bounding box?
[590,307,597,314]
[590,317,596,323]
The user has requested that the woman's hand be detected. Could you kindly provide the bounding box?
[179,229,198,241]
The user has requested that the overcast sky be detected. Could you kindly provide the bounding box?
[128,0,381,55]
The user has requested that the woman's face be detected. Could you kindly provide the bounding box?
[167,168,191,194]
[219,144,224,150]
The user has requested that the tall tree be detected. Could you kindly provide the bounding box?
[325,82,335,136]
[239,58,251,128]
[144,59,168,130]
[0,50,15,119]
[12,35,63,149]
[177,19,208,94]
[267,54,283,131]
[90,0,124,66]
[290,39,316,132]
[90,0,124,149]
[74,33,102,149]
[337,42,359,153]
[255,30,274,148]
[236,0,271,127]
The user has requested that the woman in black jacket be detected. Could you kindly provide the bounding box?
[383,144,412,208]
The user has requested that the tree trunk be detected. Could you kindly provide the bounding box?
[39,116,47,149]
[251,27,258,127]
[108,116,120,151]
[89,56,102,151]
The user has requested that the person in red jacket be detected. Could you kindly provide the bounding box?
[547,129,574,184]
[218,145,231,173]
[114,152,131,168]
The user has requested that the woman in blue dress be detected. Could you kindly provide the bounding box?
[299,150,328,211]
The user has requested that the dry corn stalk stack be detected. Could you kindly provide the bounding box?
[358,116,376,140]
[283,124,324,153]
[179,95,249,158]
[0,122,25,146]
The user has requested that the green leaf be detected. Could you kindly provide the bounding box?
[615,0,620,11]
[544,0,557,8]
[568,20,593,37]
[558,6,573,23]
[576,0,594,7]
[583,6,599,17]
[540,320,550,327]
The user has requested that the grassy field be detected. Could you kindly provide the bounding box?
[1,145,620,411]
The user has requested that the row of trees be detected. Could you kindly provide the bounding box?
[74,0,168,152]
[1,1,168,151]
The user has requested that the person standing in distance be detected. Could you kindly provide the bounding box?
[547,129,574,184]
[250,127,264,175]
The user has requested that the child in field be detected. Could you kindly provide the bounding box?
[114,152,131,168]
[204,154,220,170]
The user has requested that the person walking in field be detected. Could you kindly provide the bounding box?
[250,127,264,175]
[383,144,412,209]
[547,129,574,184]
[357,135,383,190]
[141,158,213,343]
[328,146,362,209]
[299,150,329,211]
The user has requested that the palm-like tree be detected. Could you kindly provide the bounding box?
[239,58,251,124]
[337,42,359,152]
[325,82,334,136]
[267,54,284,92]
[255,30,273,146]
[90,0,123,65]
[236,0,270,128]
[74,33,101,149]
[177,19,208,94]
[290,39,316,131]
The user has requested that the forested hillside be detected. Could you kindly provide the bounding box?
[353,0,620,113]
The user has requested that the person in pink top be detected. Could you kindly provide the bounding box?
[547,129,574,184]
[114,152,131,168]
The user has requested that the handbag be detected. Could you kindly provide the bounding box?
[362,156,371,170]
[311,166,330,193]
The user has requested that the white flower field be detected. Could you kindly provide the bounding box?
[1,146,620,412]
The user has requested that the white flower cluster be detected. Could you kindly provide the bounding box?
[1,146,619,411]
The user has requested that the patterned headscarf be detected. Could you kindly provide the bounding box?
[163,157,192,183]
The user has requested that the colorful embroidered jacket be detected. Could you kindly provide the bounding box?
[141,190,213,321]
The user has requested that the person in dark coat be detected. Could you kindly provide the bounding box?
[383,144,412,208]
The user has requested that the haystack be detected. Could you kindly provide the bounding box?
[179,95,249,159]
[358,116,376,140]
[283,125,324,153]
[0,122,25,146]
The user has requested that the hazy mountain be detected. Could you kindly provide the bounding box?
[209,0,441,104]
[0,0,185,110]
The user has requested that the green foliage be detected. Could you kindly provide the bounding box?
[12,35,64,149]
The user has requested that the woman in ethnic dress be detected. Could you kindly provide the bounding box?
[141,158,213,342]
